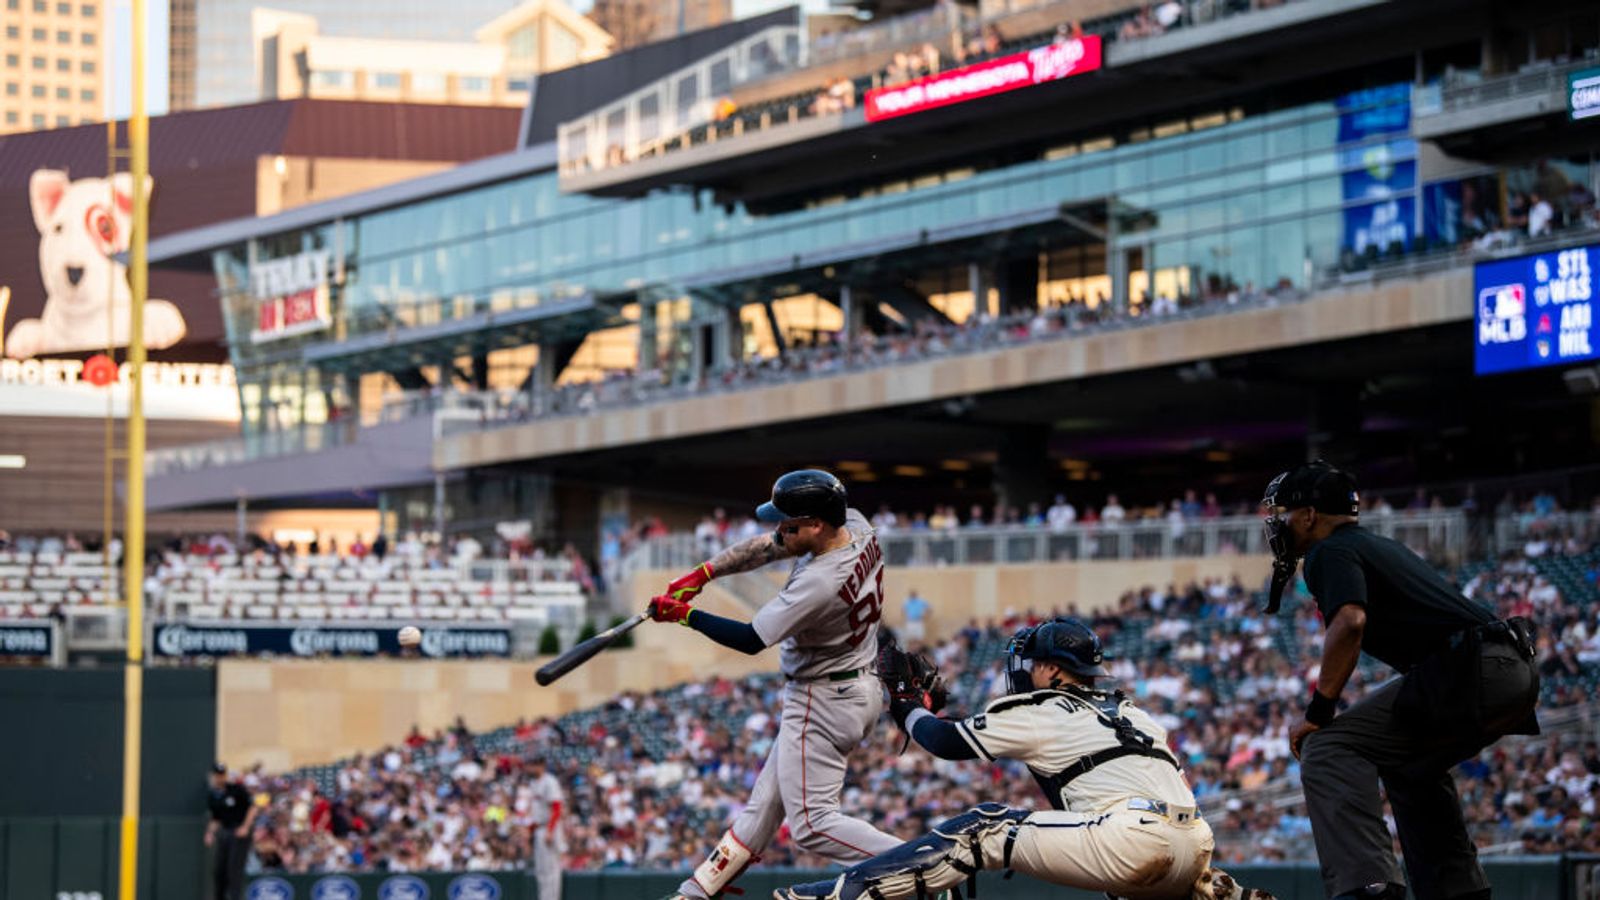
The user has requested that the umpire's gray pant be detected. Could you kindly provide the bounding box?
[1300,672,1519,900]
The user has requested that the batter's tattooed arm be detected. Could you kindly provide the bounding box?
[708,532,794,575]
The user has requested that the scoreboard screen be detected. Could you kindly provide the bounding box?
[1474,244,1598,375]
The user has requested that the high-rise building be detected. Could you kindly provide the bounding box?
[168,0,528,111]
[588,0,730,51]
[0,0,107,135]
[255,1,611,106]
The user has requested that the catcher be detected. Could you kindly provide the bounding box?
[779,617,1274,900]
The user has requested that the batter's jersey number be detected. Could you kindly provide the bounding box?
[845,567,885,646]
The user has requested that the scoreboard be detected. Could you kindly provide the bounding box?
[1474,243,1598,375]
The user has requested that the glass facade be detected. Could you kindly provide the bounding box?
[221,79,1576,439]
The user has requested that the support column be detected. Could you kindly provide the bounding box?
[639,294,659,371]
[839,284,857,345]
[235,495,247,549]
[967,262,989,318]
[1106,204,1124,314]
[433,472,447,539]
[992,425,1053,514]
[710,303,735,369]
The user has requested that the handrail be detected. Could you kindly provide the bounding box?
[622,510,1469,571]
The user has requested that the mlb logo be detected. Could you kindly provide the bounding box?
[1478,284,1525,322]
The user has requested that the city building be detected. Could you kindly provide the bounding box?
[0,98,521,532]
[169,0,528,111]
[588,0,731,51]
[255,1,611,106]
[0,0,106,134]
[143,0,1600,544]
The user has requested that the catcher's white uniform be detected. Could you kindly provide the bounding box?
[780,683,1262,900]
[951,687,1213,898]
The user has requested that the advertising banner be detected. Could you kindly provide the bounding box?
[151,621,513,659]
[1568,66,1600,122]
[1475,243,1599,374]
[0,620,58,662]
[250,250,334,344]
[865,36,1102,122]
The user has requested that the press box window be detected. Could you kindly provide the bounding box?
[372,71,402,89]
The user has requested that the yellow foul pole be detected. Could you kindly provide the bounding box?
[118,0,149,896]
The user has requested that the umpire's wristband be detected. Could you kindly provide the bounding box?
[1305,691,1338,727]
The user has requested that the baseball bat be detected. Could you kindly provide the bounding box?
[535,611,648,686]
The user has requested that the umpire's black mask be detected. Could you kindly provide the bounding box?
[1260,461,1360,614]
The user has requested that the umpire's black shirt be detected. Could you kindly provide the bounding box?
[1303,522,1493,671]
[208,782,252,830]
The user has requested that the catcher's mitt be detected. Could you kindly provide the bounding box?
[874,639,947,731]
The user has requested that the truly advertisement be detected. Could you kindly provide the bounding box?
[1475,244,1599,375]
[250,250,333,344]
[151,621,513,659]
[864,36,1102,122]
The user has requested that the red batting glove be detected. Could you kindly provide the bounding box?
[648,595,694,625]
[666,563,714,603]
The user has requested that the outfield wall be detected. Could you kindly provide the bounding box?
[240,858,1596,900]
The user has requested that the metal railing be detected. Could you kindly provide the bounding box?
[1414,54,1600,118]
[1495,510,1599,549]
[623,510,1469,572]
[559,0,1310,181]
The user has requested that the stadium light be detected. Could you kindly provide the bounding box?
[0,455,25,469]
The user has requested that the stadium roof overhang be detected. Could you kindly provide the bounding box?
[678,196,1137,304]
[301,293,631,377]
[561,0,1476,210]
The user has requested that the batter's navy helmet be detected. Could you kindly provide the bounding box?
[756,469,848,527]
[1006,617,1108,693]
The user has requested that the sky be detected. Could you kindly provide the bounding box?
[108,0,170,120]
[102,0,824,121]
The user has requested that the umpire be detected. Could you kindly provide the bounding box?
[205,762,257,900]
[1263,461,1539,900]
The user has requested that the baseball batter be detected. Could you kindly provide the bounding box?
[778,618,1274,900]
[527,756,565,900]
[646,469,903,899]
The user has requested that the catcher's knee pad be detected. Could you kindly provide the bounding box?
[782,804,1028,900]
[692,829,758,897]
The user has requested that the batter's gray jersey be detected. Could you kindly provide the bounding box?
[752,508,884,679]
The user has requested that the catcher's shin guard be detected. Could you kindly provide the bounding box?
[778,804,1028,900]
[692,829,758,897]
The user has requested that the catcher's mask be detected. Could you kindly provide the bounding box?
[1005,617,1108,695]
[1260,460,1359,614]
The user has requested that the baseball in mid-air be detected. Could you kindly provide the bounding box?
[398,626,422,648]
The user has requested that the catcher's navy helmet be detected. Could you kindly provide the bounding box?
[1005,617,1108,693]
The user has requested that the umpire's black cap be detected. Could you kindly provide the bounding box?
[756,469,848,527]
[1263,460,1360,517]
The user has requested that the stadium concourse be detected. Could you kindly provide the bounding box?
[218,515,1600,876]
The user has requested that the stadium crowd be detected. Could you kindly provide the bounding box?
[233,527,1600,875]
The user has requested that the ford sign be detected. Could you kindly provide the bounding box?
[247,878,295,900]
[446,875,502,900]
[311,875,361,900]
[378,876,430,900]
